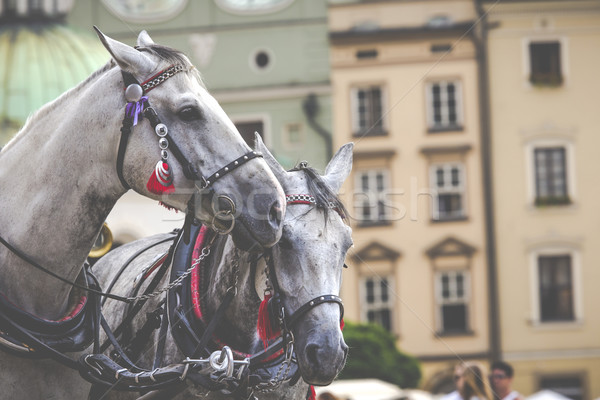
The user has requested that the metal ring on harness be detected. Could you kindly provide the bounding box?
[211,210,235,235]
[209,346,234,378]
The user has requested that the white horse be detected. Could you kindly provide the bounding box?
[0,30,285,399]
[86,137,353,399]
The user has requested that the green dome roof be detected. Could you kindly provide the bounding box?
[0,24,109,141]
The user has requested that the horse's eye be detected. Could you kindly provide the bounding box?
[178,106,202,121]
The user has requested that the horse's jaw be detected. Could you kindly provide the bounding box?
[294,310,348,386]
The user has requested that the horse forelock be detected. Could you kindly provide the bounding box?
[139,44,206,88]
[291,167,348,223]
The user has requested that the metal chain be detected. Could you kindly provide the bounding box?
[126,246,211,302]
[255,337,295,393]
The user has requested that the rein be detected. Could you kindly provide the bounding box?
[82,193,345,398]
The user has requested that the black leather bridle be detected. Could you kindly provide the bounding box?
[262,194,345,341]
[117,65,263,192]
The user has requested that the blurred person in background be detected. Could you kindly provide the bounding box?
[458,362,494,400]
[489,361,524,400]
[441,363,465,400]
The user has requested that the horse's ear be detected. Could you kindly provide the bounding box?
[137,30,155,47]
[94,26,156,77]
[255,133,287,182]
[322,143,354,193]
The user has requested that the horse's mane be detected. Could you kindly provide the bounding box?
[289,164,348,223]
[3,42,203,152]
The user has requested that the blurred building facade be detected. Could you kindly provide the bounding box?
[329,0,493,393]
[331,0,600,398]
[483,1,600,398]
[68,0,332,170]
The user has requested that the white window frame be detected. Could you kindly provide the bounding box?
[429,162,466,220]
[528,246,583,327]
[434,270,471,333]
[359,275,394,332]
[354,169,390,224]
[524,138,576,207]
[350,85,387,136]
[522,36,569,88]
[425,80,464,131]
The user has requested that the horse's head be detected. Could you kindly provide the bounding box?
[256,136,353,386]
[95,29,284,249]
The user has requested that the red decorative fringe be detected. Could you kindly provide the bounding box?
[158,202,178,211]
[146,162,175,195]
[307,385,316,400]
[257,293,280,349]
[340,318,345,331]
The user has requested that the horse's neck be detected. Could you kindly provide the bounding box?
[206,237,261,353]
[0,69,127,319]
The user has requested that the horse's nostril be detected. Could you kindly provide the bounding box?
[268,200,283,227]
[305,343,320,366]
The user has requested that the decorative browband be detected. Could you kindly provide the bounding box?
[285,194,316,205]
[141,65,185,93]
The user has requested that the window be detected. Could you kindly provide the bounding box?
[426,80,463,132]
[234,120,264,147]
[529,41,563,86]
[101,0,187,23]
[534,147,570,206]
[282,123,303,149]
[250,48,275,72]
[216,0,294,15]
[361,276,393,332]
[354,169,390,225]
[538,255,574,322]
[435,271,470,334]
[539,375,584,400]
[430,163,466,221]
[351,86,386,137]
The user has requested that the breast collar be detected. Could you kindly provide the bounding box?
[166,222,300,395]
[0,267,100,368]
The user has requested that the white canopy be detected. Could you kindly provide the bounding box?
[526,390,572,400]
[314,379,434,400]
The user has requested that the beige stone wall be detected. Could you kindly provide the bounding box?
[331,0,489,390]
[329,0,476,31]
[487,0,600,397]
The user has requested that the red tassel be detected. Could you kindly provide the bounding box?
[257,293,280,349]
[146,161,175,195]
[340,318,345,331]
[307,385,316,400]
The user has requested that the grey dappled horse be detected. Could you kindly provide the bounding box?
[89,138,353,399]
[0,30,284,399]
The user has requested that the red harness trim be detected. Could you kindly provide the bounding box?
[189,227,283,360]
[58,296,87,322]
[0,292,87,324]
[142,253,169,280]
[190,225,209,321]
